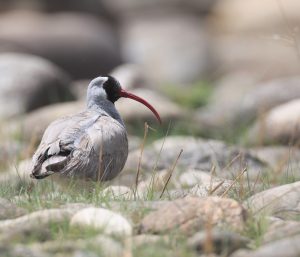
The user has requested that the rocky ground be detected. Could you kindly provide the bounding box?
[0,0,300,257]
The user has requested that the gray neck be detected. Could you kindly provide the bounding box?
[87,98,125,127]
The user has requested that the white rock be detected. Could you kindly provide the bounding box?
[70,207,132,237]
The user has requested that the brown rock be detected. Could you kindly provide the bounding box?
[139,196,246,235]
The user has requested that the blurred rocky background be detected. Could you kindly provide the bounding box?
[0,0,299,144]
[0,1,300,257]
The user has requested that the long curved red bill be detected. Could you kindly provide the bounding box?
[120,89,161,124]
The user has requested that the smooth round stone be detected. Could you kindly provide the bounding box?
[70,207,132,237]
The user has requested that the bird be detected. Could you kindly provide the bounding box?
[30,75,161,182]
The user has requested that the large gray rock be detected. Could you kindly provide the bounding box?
[196,71,261,131]
[121,14,211,85]
[0,53,73,119]
[0,11,121,79]
[248,99,300,145]
[245,181,300,219]
[197,77,300,133]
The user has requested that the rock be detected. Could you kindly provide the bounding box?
[110,64,148,91]
[213,0,300,32]
[212,0,300,80]
[188,229,249,255]
[238,77,300,124]
[102,186,134,200]
[0,208,75,232]
[70,207,132,237]
[198,77,300,133]
[179,170,214,188]
[71,80,90,100]
[103,0,217,17]
[0,245,50,257]
[108,200,167,217]
[175,170,238,198]
[116,89,187,123]
[0,53,73,119]
[249,146,300,170]
[133,234,169,247]
[139,196,246,235]
[249,146,300,180]
[196,71,261,131]
[136,169,177,197]
[120,14,211,84]
[0,159,35,186]
[0,197,27,220]
[0,140,23,171]
[231,234,300,257]
[0,11,121,79]
[245,181,300,219]
[31,235,123,257]
[125,136,267,181]
[248,99,300,145]
[188,181,235,198]
[263,219,300,243]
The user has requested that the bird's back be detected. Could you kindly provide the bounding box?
[32,110,128,181]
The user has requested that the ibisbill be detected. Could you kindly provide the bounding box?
[30,76,161,182]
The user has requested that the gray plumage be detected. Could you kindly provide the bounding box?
[31,77,128,181]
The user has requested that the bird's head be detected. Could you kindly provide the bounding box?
[87,76,161,123]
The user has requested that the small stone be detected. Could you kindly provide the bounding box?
[179,170,214,188]
[70,207,132,237]
[178,170,237,197]
[139,196,246,235]
[245,181,300,220]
